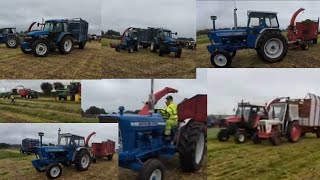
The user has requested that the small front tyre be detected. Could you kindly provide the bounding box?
[234,130,246,144]
[32,39,50,57]
[136,159,165,180]
[46,163,62,179]
[210,50,232,68]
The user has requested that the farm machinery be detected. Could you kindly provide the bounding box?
[20,18,89,57]
[114,27,139,53]
[207,8,288,67]
[55,82,81,102]
[20,138,40,154]
[100,82,207,179]
[287,8,319,50]
[253,94,320,146]
[0,27,20,48]
[91,139,116,163]
[32,129,94,179]
[177,37,197,50]
[217,101,267,144]
[16,85,39,99]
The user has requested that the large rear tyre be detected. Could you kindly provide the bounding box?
[210,50,232,68]
[217,129,229,142]
[136,159,165,180]
[75,149,91,171]
[59,36,74,54]
[46,163,62,179]
[287,121,301,143]
[32,39,50,57]
[234,130,246,144]
[178,121,206,171]
[257,31,288,63]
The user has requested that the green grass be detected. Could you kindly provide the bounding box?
[0,150,24,160]
[197,34,210,44]
[101,38,112,46]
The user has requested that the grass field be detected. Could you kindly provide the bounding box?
[0,41,103,79]
[119,154,207,180]
[100,38,198,78]
[208,127,320,180]
[197,34,320,68]
[0,97,96,123]
[0,149,118,180]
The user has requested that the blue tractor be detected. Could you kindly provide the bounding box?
[20,18,88,57]
[100,87,207,180]
[207,8,288,67]
[115,27,139,53]
[32,129,94,179]
[0,27,20,48]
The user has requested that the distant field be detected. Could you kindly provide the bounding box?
[197,34,320,68]
[0,97,96,123]
[100,38,198,78]
[0,149,118,180]
[207,128,320,180]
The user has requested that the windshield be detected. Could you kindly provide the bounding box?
[235,106,251,120]
[43,22,64,32]
[60,137,71,146]
[268,103,286,121]
[161,30,172,38]
[249,14,279,28]
[60,136,84,146]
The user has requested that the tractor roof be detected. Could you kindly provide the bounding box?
[247,10,278,15]
[46,19,68,23]
[60,133,84,139]
[0,27,16,29]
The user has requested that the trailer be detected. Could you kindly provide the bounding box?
[91,139,116,162]
[20,138,39,154]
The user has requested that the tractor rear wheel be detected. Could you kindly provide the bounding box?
[59,36,74,54]
[107,154,113,160]
[269,131,281,146]
[6,36,19,48]
[217,129,229,142]
[252,133,262,144]
[257,31,287,63]
[79,41,86,49]
[210,50,232,68]
[178,121,206,171]
[136,159,165,180]
[234,130,246,144]
[287,121,301,143]
[75,149,91,171]
[32,39,50,57]
[46,163,62,179]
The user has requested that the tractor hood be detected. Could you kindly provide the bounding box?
[208,29,247,40]
[26,30,49,37]
[225,116,241,123]
[37,146,67,153]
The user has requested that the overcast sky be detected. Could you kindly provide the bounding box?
[197,0,320,30]
[82,69,207,112]
[208,68,320,115]
[0,0,101,34]
[0,123,118,146]
[0,80,78,93]
[102,0,196,39]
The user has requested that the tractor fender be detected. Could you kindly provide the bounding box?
[176,118,193,146]
[57,32,73,43]
[254,28,282,48]
[72,147,90,161]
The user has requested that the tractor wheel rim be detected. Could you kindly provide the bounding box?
[36,43,47,55]
[64,39,72,52]
[238,134,245,142]
[50,166,60,177]
[149,169,161,180]
[291,125,300,141]
[8,39,16,47]
[213,54,227,67]
[129,48,133,53]
[195,133,205,164]
[264,38,283,59]
[81,154,90,168]
[151,42,154,50]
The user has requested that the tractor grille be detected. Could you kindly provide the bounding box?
[259,124,266,133]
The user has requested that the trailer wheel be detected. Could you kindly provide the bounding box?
[257,31,287,63]
[300,43,309,50]
[75,149,91,171]
[128,47,134,53]
[269,131,281,146]
[234,130,246,144]
[107,154,113,160]
[313,38,317,44]
[287,121,301,143]
[46,163,62,179]
[32,39,49,57]
[210,50,232,68]
[150,41,157,52]
[79,41,86,49]
[178,121,206,171]
[6,36,19,48]
[252,133,262,144]
[217,129,229,142]
[59,36,74,54]
[136,159,165,180]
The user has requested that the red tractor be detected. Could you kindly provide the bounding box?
[217,102,267,144]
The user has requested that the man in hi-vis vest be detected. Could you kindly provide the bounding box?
[161,95,178,137]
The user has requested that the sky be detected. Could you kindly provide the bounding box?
[0,80,78,93]
[102,0,196,39]
[0,123,118,146]
[197,0,320,30]
[208,68,320,115]
[0,0,101,34]
[82,69,207,112]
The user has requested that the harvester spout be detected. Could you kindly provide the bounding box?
[290,8,305,28]
[28,22,37,32]
[85,132,96,147]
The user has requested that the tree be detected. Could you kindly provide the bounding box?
[53,82,65,90]
[85,106,107,115]
[40,82,53,95]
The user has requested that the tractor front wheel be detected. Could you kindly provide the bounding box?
[287,121,301,143]
[128,47,134,53]
[178,121,206,171]
[136,159,165,180]
[32,39,49,57]
[75,149,91,171]
[257,31,287,63]
[234,130,246,144]
[59,36,74,54]
[46,163,62,179]
[217,129,229,142]
[269,131,282,146]
[210,50,232,68]
[252,133,262,144]
[6,36,19,48]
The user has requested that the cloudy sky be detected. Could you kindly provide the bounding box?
[102,0,196,39]
[208,68,320,115]
[0,80,78,93]
[0,0,101,34]
[197,0,319,30]
[82,69,207,112]
[0,123,118,146]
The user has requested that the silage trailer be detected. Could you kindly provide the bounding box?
[91,139,116,162]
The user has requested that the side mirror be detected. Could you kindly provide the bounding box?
[37,23,40,27]
[175,32,177,35]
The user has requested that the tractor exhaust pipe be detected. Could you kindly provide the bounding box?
[58,128,61,146]
[210,16,217,31]
[148,79,155,114]
[234,8,238,30]
[38,132,44,147]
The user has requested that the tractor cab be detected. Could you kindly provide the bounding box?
[58,133,85,147]
[0,28,16,35]
[158,29,178,43]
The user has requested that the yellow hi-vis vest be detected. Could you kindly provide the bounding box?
[165,102,178,122]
